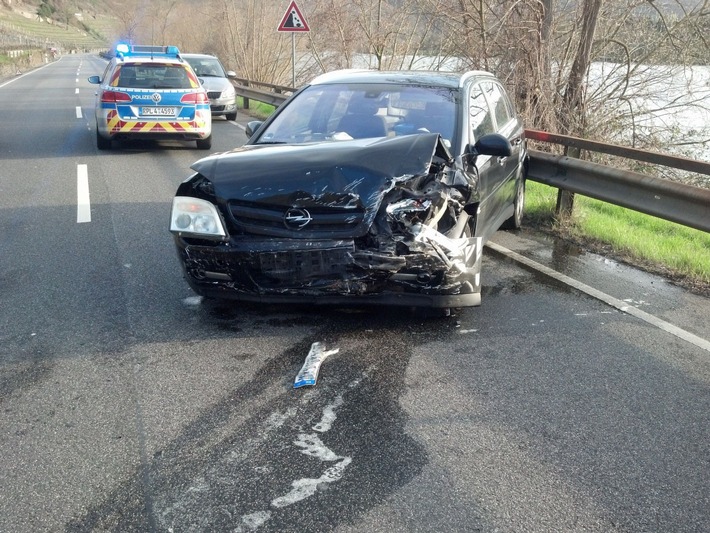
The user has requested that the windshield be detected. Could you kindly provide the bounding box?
[255,83,459,148]
[186,57,226,78]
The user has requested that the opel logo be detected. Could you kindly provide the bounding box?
[284,208,312,230]
[151,92,162,103]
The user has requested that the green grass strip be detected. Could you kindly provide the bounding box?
[237,97,275,120]
[524,181,710,284]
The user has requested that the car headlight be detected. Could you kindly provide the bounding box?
[222,85,236,98]
[170,196,227,239]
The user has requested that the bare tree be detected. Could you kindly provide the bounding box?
[211,0,294,83]
[146,0,708,165]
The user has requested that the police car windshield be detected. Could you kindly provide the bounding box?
[117,64,192,89]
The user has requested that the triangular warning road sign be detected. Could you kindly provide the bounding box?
[277,1,310,32]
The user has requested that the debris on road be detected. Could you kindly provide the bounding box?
[294,342,339,388]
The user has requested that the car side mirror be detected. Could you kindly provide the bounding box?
[245,120,264,138]
[226,71,237,79]
[466,133,512,159]
[87,75,101,84]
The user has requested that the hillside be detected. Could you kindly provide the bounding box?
[0,0,119,52]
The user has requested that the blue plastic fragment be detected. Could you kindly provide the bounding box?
[294,342,339,388]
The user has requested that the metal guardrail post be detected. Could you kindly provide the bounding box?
[557,145,580,217]
[243,80,250,110]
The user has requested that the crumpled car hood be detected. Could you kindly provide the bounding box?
[190,133,452,213]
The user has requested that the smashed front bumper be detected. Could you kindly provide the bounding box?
[174,230,482,308]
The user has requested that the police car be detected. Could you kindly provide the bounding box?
[88,44,212,150]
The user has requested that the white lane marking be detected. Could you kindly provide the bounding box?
[75,88,79,94]
[77,164,91,223]
[75,78,79,83]
[486,241,710,354]
[75,106,82,118]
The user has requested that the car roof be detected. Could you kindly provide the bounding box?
[308,69,496,89]
[182,53,219,60]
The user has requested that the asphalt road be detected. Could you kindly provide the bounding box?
[1,54,709,533]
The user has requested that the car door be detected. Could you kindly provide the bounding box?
[94,61,115,123]
[480,81,524,226]
[465,81,503,239]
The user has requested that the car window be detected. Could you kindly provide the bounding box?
[482,81,513,130]
[256,83,458,145]
[186,58,225,77]
[469,84,494,141]
[114,63,194,89]
[101,62,112,83]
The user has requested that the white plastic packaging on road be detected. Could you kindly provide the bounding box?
[294,342,339,388]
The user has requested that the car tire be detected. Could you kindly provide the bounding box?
[196,135,212,150]
[502,175,525,230]
[225,112,237,121]
[96,131,111,150]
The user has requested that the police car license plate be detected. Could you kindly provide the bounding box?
[142,106,177,116]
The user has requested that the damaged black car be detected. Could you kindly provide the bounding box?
[169,70,527,310]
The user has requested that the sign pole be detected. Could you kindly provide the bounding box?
[292,32,296,88]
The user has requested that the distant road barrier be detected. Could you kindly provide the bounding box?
[231,77,293,108]
[229,79,710,233]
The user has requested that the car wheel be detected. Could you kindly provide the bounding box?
[96,131,111,150]
[196,135,212,150]
[502,175,525,230]
[225,112,237,121]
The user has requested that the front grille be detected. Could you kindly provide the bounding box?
[228,200,366,238]
[207,91,221,99]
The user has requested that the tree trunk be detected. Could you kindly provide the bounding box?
[561,0,604,134]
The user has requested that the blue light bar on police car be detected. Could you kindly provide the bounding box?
[114,44,181,59]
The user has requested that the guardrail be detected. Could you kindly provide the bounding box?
[229,79,710,233]
[525,131,710,233]
[231,77,293,109]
